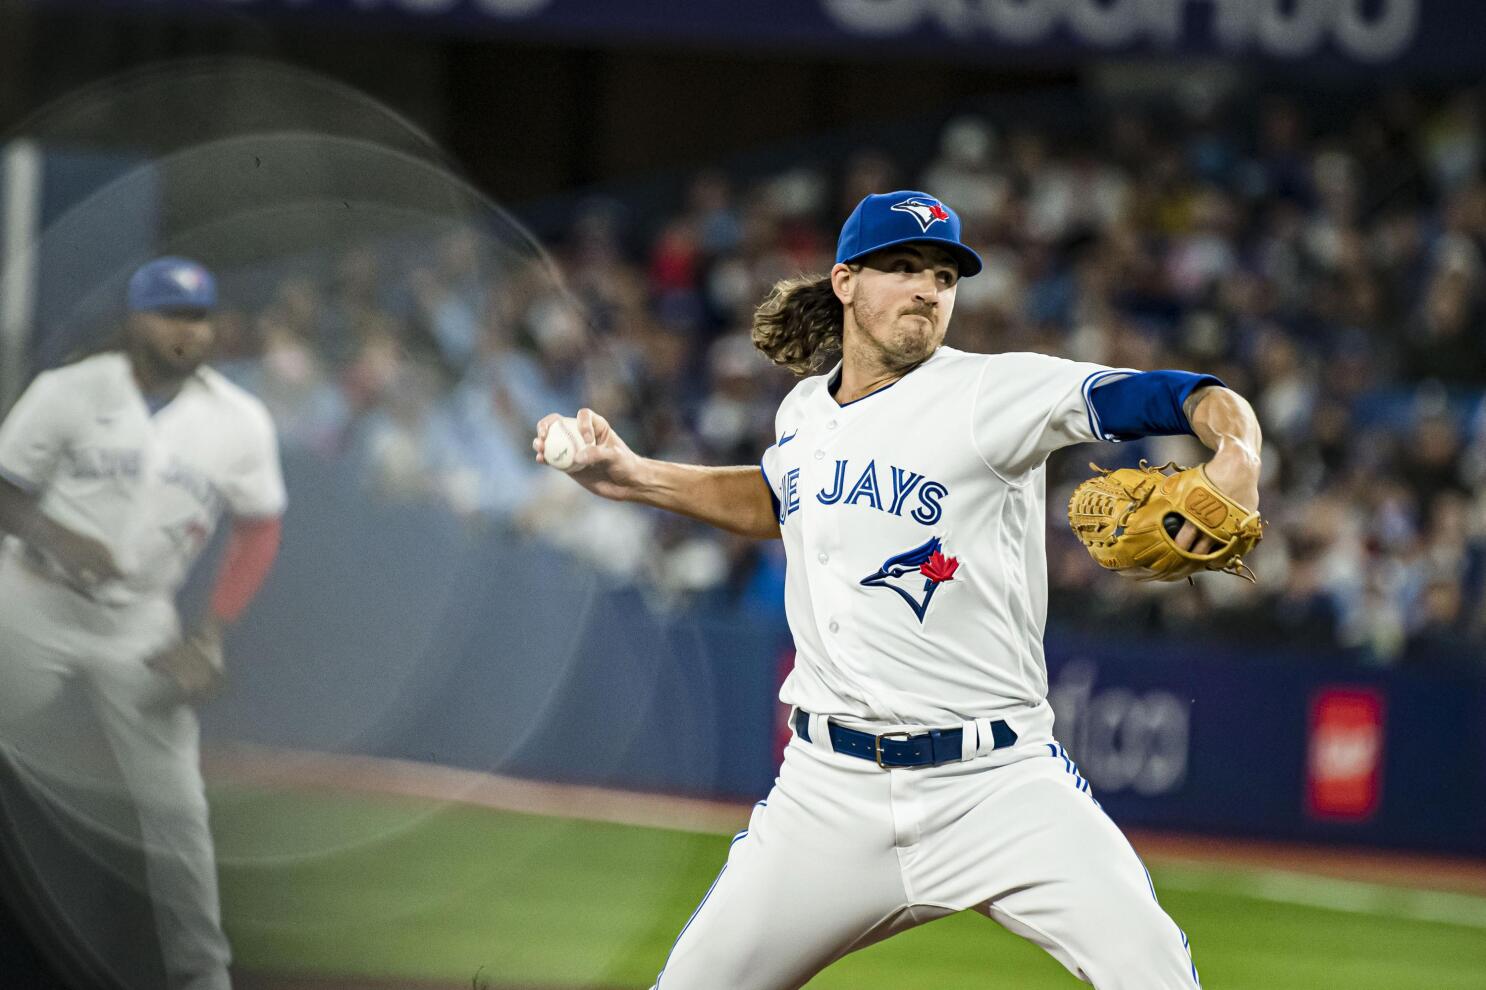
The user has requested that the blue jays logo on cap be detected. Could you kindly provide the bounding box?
[860,536,961,622]
[836,190,983,278]
[891,197,951,232]
[128,257,217,314]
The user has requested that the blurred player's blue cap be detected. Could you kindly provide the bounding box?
[127,257,217,314]
[836,191,982,278]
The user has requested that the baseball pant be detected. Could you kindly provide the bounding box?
[0,556,232,990]
[653,704,1198,989]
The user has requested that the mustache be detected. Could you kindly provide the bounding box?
[903,304,936,319]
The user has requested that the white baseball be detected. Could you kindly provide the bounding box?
[543,416,585,473]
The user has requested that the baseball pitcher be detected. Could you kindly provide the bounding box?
[533,191,1262,988]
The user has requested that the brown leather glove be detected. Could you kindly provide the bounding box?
[145,624,226,704]
[1068,460,1264,582]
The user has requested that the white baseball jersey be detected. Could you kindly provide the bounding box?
[761,346,1130,726]
[0,352,286,608]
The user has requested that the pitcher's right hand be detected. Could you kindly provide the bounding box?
[533,408,646,502]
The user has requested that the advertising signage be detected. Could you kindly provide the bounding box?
[56,0,1485,75]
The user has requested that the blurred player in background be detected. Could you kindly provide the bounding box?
[536,191,1262,988]
[0,257,286,990]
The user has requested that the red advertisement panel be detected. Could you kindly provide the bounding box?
[1306,688,1385,821]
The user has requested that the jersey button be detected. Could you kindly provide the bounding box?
[817,552,829,564]
[828,620,840,634]
[814,449,825,460]
[826,420,838,430]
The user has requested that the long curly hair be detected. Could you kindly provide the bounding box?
[751,265,857,377]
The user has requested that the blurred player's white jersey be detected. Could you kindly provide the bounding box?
[0,352,286,608]
[761,346,1128,724]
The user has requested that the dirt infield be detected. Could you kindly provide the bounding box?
[207,743,1486,896]
[206,745,749,836]
[1127,828,1486,896]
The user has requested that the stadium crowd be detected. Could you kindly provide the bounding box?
[214,86,1486,669]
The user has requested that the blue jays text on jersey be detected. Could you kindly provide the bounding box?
[60,445,143,482]
[776,457,948,527]
[62,443,223,515]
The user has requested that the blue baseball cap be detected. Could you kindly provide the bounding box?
[127,257,217,314]
[836,191,983,278]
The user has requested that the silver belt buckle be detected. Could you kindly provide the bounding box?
[873,730,913,769]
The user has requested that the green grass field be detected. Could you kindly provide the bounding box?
[210,785,1486,989]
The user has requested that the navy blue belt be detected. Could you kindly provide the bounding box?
[793,709,1018,769]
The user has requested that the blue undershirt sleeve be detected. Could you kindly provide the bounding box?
[1086,370,1225,442]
